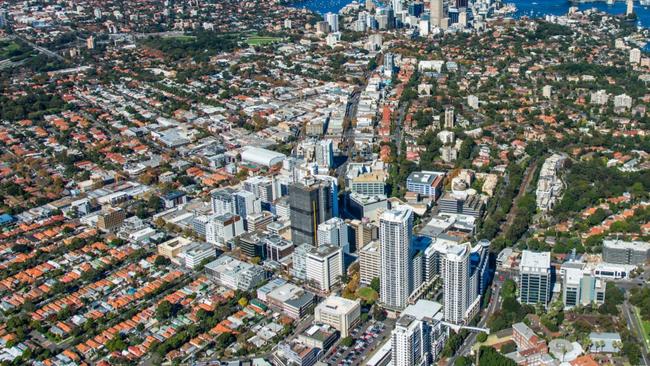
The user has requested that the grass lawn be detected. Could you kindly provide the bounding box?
[634,306,650,351]
[245,36,283,46]
[356,287,378,302]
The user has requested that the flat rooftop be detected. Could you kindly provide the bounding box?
[520,250,551,269]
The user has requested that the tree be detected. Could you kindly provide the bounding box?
[106,334,127,352]
[340,336,354,347]
[373,307,387,321]
[370,277,380,293]
[147,195,162,211]
[477,332,488,343]
[238,297,248,308]
[154,255,171,266]
[156,300,176,321]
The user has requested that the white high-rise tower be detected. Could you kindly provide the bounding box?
[326,12,339,32]
[441,243,470,324]
[379,206,414,310]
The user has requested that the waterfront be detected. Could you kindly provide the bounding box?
[513,0,650,29]
[288,0,650,30]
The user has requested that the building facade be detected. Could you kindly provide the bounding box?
[380,206,414,310]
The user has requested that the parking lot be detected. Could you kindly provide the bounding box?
[323,320,392,366]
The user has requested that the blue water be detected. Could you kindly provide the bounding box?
[289,0,360,14]
[514,0,650,28]
[289,0,650,35]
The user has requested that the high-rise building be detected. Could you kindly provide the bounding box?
[380,206,414,310]
[244,176,276,204]
[97,207,126,232]
[430,0,444,27]
[234,190,261,221]
[391,300,447,366]
[444,105,455,129]
[441,243,470,324]
[306,244,344,292]
[289,178,333,246]
[318,217,350,254]
[211,188,236,215]
[316,139,334,168]
[384,52,395,78]
[326,12,339,32]
[519,250,552,307]
[206,213,245,247]
[360,240,381,285]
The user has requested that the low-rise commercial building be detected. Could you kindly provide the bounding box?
[314,295,361,337]
[205,255,266,291]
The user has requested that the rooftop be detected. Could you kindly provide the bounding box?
[520,250,551,270]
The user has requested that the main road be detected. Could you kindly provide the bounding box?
[447,279,503,365]
[622,300,650,366]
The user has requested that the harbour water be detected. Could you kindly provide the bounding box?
[288,0,650,30]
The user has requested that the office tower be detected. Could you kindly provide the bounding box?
[289,177,333,246]
[561,260,606,309]
[318,217,350,254]
[542,85,552,99]
[519,250,551,307]
[234,190,261,221]
[315,175,340,218]
[391,300,447,366]
[441,243,470,324]
[430,0,444,27]
[244,176,275,204]
[316,139,334,168]
[211,188,236,215]
[326,12,339,32]
[380,206,414,310]
[602,239,650,265]
[444,105,455,129]
[306,245,344,292]
[206,213,245,247]
[86,36,95,50]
